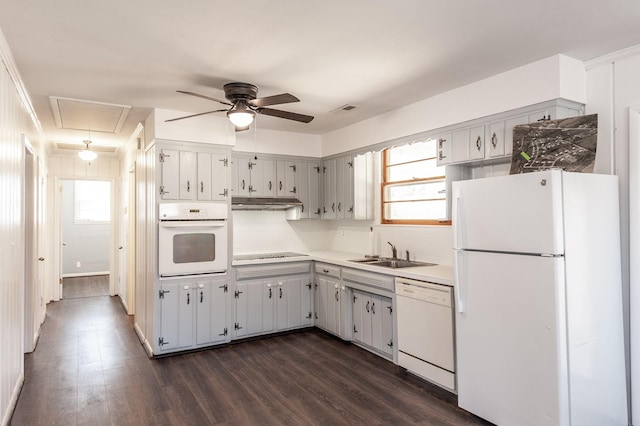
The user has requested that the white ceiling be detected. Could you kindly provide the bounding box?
[1,0,640,153]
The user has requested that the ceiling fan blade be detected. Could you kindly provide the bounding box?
[249,93,299,108]
[176,90,232,106]
[164,109,228,122]
[257,107,314,123]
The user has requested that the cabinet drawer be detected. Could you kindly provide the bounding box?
[314,263,341,279]
[342,268,394,292]
[236,262,311,280]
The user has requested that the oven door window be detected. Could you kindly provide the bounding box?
[173,233,215,263]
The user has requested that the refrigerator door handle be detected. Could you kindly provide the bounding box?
[454,249,466,313]
[453,187,462,249]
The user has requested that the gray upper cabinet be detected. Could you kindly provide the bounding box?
[297,161,322,219]
[160,147,229,201]
[233,156,275,197]
[437,99,583,166]
[276,160,297,198]
[322,158,337,219]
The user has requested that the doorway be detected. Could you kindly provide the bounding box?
[59,179,113,299]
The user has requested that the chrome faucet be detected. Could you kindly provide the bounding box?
[387,242,397,259]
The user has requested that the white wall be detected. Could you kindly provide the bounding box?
[0,28,46,426]
[234,127,322,157]
[321,54,586,157]
[151,108,236,146]
[585,45,640,425]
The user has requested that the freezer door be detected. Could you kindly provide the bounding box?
[452,170,564,255]
[455,250,569,426]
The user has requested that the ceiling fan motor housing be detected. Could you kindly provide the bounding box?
[223,82,258,102]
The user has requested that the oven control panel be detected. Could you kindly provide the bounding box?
[159,202,228,220]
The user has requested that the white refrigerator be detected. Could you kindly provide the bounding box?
[452,170,627,426]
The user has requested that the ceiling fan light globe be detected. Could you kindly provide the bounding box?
[227,110,255,127]
[78,149,97,161]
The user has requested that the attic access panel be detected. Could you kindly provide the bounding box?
[49,96,131,133]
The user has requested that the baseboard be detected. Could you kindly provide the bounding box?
[119,296,130,314]
[2,373,24,426]
[62,271,109,278]
[134,322,154,357]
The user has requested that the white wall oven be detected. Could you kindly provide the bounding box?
[158,202,228,277]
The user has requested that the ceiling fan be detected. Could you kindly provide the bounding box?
[166,82,314,131]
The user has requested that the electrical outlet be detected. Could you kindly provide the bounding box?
[76,261,81,268]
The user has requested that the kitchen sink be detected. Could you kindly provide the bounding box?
[348,257,436,269]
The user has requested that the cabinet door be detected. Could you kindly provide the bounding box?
[353,153,373,220]
[236,157,250,196]
[197,153,212,201]
[505,115,528,156]
[315,278,328,330]
[263,281,275,333]
[159,282,180,351]
[468,126,485,161]
[309,162,322,218]
[235,281,264,337]
[230,157,239,197]
[195,282,211,345]
[370,294,385,351]
[380,296,394,356]
[211,153,228,201]
[178,285,194,348]
[336,156,353,219]
[361,293,373,347]
[276,160,297,197]
[179,151,197,200]
[160,149,179,200]
[257,159,276,197]
[326,279,341,335]
[437,133,452,166]
[282,278,309,329]
[451,129,470,164]
[352,289,365,344]
[487,121,506,159]
[322,159,337,219]
[210,280,228,344]
[297,162,310,219]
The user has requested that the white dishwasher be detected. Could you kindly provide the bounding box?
[395,277,455,391]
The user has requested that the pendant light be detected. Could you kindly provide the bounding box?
[78,139,97,161]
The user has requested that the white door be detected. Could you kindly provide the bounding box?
[455,250,566,426]
[452,170,564,254]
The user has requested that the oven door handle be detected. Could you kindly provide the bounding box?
[159,220,226,228]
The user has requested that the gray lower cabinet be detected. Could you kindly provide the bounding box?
[314,263,350,338]
[352,290,393,358]
[234,262,312,338]
[157,277,228,353]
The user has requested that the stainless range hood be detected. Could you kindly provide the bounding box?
[231,197,303,210]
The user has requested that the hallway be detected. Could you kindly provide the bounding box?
[11,295,488,425]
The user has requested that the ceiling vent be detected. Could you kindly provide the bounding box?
[329,104,357,115]
[54,142,117,153]
[49,96,131,133]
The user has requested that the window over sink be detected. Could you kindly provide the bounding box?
[381,139,449,225]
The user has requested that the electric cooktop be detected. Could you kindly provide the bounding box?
[233,252,309,261]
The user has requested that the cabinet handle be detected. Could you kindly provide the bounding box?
[187,293,190,305]
[371,302,375,314]
[491,132,498,148]
[268,181,272,191]
[475,136,482,151]
[322,269,330,273]
[366,301,370,313]
[269,288,272,299]
[335,290,339,302]
[200,291,203,303]
[279,288,283,299]
[279,181,283,191]
[301,204,305,213]
[387,340,393,348]
[200,181,204,193]
[186,180,191,192]
[241,179,245,190]
[337,202,342,212]
[331,202,335,212]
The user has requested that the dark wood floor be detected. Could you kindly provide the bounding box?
[11,295,491,426]
[63,275,109,299]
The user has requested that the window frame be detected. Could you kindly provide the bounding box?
[381,141,450,225]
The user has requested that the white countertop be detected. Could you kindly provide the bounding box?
[232,249,454,286]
